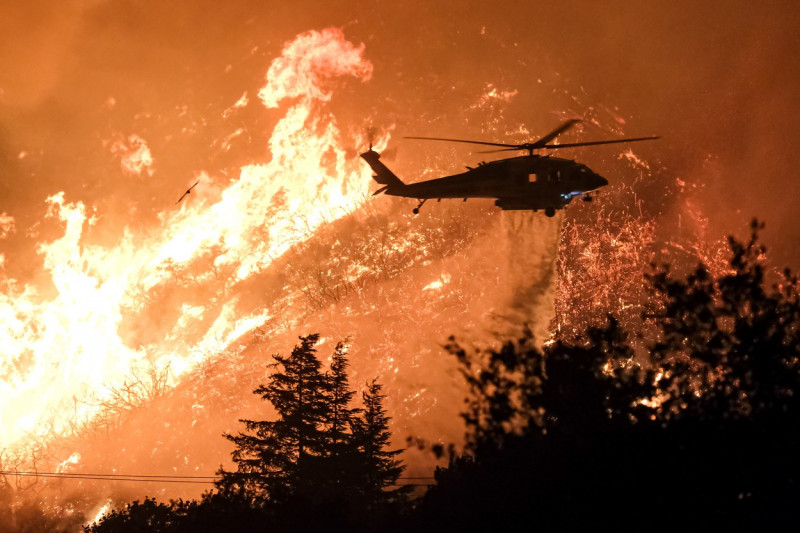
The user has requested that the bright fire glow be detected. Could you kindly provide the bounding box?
[0,28,377,450]
[109,134,155,177]
[0,213,15,239]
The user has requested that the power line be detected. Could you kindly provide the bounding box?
[0,470,435,486]
[2,470,216,479]
[0,471,213,485]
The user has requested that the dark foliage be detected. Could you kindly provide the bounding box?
[417,221,800,531]
[86,221,800,532]
[321,341,363,493]
[87,335,409,532]
[84,494,268,533]
[352,379,411,508]
[216,333,332,504]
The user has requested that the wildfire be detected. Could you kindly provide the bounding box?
[0,213,15,240]
[0,28,377,451]
[553,154,734,346]
[0,22,733,529]
[108,134,155,177]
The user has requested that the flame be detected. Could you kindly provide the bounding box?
[0,23,712,516]
[0,213,14,239]
[553,159,731,345]
[88,500,113,527]
[0,28,375,450]
[423,274,451,292]
[108,134,155,177]
[222,92,249,119]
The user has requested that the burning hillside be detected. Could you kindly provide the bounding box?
[0,27,561,523]
[1,3,798,528]
[0,28,377,451]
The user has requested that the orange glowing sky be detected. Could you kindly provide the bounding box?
[2,2,800,269]
[0,0,799,517]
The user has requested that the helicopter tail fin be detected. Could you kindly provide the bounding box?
[360,149,405,191]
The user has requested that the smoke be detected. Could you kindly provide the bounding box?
[3,2,800,263]
[1,0,799,524]
[0,1,94,109]
[0,22,557,523]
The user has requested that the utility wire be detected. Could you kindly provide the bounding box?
[0,470,435,486]
[1,470,216,479]
[0,471,213,485]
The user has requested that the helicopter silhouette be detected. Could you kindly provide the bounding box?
[361,119,658,217]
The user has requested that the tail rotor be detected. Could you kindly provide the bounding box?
[365,126,378,152]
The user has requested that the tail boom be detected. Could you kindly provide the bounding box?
[360,149,405,192]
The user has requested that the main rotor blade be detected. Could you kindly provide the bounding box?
[478,135,660,153]
[541,136,660,150]
[531,119,582,148]
[404,136,518,148]
[407,126,658,154]
[475,147,525,154]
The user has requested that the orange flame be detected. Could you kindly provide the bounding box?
[0,28,377,451]
[108,134,155,177]
[0,213,14,240]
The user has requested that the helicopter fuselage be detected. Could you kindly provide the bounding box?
[363,150,608,215]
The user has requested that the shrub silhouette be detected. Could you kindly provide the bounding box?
[419,221,800,531]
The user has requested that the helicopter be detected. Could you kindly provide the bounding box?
[360,119,658,217]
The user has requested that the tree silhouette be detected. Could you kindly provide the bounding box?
[216,333,331,504]
[323,340,361,487]
[352,379,410,506]
[419,222,800,531]
[86,335,412,532]
[212,334,412,531]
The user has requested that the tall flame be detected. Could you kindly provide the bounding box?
[0,28,374,449]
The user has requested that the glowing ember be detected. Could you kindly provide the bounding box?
[0,213,14,240]
[108,134,155,177]
[0,5,791,527]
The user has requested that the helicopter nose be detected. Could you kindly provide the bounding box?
[590,172,608,190]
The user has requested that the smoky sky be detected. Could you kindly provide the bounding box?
[2,0,800,273]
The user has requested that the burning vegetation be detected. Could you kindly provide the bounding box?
[67,221,800,532]
[1,5,799,530]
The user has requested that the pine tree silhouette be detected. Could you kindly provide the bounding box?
[353,379,410,506]
[323,340,362,490]
[89,336,412,532]
[216,334,330,503]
